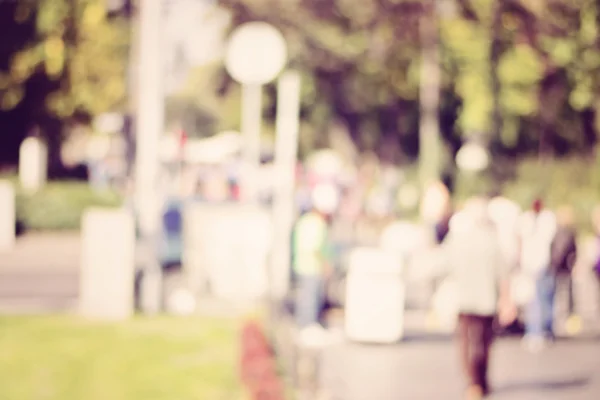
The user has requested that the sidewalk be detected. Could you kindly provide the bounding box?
[0,232,81,271]
[0,234,80,312]
[319,337,600,400]
[272,306,600,400]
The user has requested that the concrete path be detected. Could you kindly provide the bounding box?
[0,234,80,312]
[319,337,600,400]
[0,233,81,271]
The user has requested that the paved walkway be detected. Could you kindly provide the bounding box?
[0,234,80,312]
[319,337,600,400]
[0,233,81,271]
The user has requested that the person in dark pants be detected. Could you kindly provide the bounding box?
[437,197,512,400]
[457,314,495,397]
[550,206,577,322]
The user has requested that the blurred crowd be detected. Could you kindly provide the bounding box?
[291,178,600,400]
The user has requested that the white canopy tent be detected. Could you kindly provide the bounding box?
[158,131,242,164]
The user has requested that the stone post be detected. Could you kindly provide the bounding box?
[0,181,15,251]
[19,137,48,193]
[80,208,135,320]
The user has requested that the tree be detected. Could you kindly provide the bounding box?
[217,0,424,158]
[213,0,600,163]
[1,0,129,119]
[0,0,129,171]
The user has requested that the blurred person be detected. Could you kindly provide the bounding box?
[518,198,558,351]
[292,183,338,344]
[488,196,521,268]
[592,206,600,311]
[550,206,578,325]
[379,215,420,268]
[437,196,512,400]
[420,180,451,227]
[487,197,522,332]
[435,205,454,244]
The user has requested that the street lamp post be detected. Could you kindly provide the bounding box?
[418,0,442,189]
[134,0,166,314]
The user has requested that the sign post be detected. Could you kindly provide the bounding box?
[271,71,301,299]
[225,22,287,204]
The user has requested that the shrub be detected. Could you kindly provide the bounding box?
[10,180,123,231]
[401,155,600,233]
[502,157,600,233]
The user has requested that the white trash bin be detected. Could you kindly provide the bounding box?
[344,247,405,344]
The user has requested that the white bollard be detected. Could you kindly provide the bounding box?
[19,137,48,193]
[80,208,135,320]
[0,181,16,252]
[345,247,405,344]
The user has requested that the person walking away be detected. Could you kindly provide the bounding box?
[550,206,578,332]
[488,196,521,269]
[292,184,338,346]
[518,198,558,351]
[437,197,512,400]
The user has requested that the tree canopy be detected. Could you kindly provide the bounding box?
[209,0,600,160]
[1,0,599,173]
[0,0,129,168]
[1,0,129,117]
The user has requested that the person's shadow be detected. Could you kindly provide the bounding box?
[493,376,590,395]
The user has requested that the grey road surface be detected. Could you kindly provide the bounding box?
[319,337,600,400]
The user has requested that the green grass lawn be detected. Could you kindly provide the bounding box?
[0,316,244,400]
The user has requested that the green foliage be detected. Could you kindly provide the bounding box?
[0,0,597,188]
[1,0,128,118]
[0,316,243,400]
[214,0,599,159]
[15,181,122,231]
[503,157,600,232]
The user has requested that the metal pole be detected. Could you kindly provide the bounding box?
[240,83,263,204]
[124,0,138,181]
[135,0,164,235]
[418,0,442,188]
[271,71,301,300]
[134,0,165,314]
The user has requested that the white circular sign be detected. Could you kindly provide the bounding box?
[225,22,287,85]
[456,142,490,172]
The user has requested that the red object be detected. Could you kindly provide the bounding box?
[178,129,188,161]
[239,319,285,400]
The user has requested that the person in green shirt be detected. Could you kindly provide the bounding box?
[293,184,338,331]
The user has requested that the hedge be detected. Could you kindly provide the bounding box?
[0,177,123,232]
[3,155,599,232]
[398,156,600,233]
[454,156,600,233]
